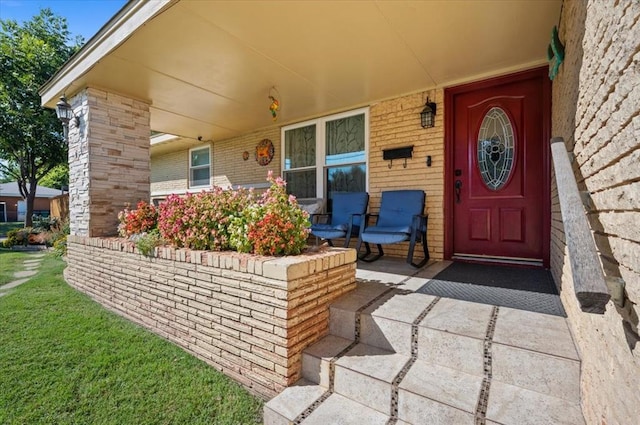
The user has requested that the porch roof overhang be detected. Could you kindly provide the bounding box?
[40,0,561,149]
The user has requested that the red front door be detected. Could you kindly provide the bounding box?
[445,68,551,266]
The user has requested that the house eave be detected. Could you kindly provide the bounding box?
[39,0,175,107]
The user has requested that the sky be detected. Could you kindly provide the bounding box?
[0,0,127,41]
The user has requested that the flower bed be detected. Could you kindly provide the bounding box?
[118,172,310,256]
[64,236,357,398]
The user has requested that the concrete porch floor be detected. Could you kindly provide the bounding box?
[265,258,585,424]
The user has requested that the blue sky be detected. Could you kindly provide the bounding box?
[0,0,127,41]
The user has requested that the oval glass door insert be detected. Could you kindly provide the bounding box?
[477,107,515,190]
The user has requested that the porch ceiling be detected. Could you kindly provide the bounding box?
[41,0,561,146]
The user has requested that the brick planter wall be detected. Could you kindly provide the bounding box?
[64,236,357,398]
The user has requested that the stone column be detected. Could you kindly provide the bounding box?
[68,87,150,237]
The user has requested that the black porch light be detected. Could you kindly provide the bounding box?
[420,98,437,128]
[55,95,79,140]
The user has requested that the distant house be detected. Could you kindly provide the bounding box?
[0,182,61,222]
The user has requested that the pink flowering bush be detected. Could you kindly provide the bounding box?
[119,173,311,256]
[229,172,310,256]
[117,201,158,237]
[158,187,254,251]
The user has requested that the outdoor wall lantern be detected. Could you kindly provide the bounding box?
[420,98,437,128]
[55,95,79,141]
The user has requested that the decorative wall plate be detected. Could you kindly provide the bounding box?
[242,151,249,161]
[255,138,274,166]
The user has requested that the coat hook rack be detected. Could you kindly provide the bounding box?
[386,158,409,169]
[383,145,414,169]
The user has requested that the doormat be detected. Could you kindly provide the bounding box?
[416,262,566,317]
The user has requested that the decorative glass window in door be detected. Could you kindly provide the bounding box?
[477,107,514,190]
[189,146,211,188]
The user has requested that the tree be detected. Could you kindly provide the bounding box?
[0,9,82,226]
[39,163,69,190]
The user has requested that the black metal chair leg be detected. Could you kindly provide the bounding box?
[408,230,429,268]
[359,243,383,262]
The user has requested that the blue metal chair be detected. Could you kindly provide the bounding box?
[356,190,429,268]
[310,192,369,247]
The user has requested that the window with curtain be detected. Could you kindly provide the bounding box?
[282,108,368,207]
[189,146,210,188]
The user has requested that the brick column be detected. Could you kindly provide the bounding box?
[68,87,150,236]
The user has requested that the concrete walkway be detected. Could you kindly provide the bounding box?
[0,252,45,297]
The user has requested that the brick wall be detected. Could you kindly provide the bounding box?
[69,88,150,237]
[150,128,280,198]
[0,196,52,222]
[368,90,444,260]
[551,1,640,424]
[64,236,357,398]
[149,95,443,262]
[150,147,189,195]
[213,127,281,189]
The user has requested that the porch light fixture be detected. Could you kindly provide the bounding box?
[420,98,437,128]
[55,95,79,140]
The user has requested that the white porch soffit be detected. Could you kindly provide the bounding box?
[40,0,561,143]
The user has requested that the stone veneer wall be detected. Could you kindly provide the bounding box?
[368,90,445,260]
[551,1,639,424]
[68,87,150,237]
[64,236,357,398]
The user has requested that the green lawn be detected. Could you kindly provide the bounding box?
[0,254,263,425]
[0,250,29,286]
[0,221,24,237]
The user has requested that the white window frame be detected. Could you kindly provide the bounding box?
[188,145,211,189]
[281,107,369,199]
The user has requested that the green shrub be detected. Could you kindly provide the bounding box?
[53,235,67,257]
[48,219,70,250]
[3,228,31,248]
[32,216,60,232]
[133,230,163,257]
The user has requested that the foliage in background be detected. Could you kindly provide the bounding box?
[38,163,69,190]
[2,217,68,249]
[230,172,310,256]
[0,9,82,226]
[0,221,24,237]
[117,201,158,237]
[0,254,263,424]
[158,187,254,251]
[3,228,30,247]
[32,215,59,231]
[49,218,69,256]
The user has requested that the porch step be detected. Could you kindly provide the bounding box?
[264,386,393,425]
[265,279,586,424]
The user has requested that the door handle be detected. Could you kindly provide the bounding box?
[455,180,463,203]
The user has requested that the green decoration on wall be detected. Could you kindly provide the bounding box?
[547,26,565,80]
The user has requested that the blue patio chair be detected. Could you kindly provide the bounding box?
[310,192,369,247]
[356,190,429,268]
